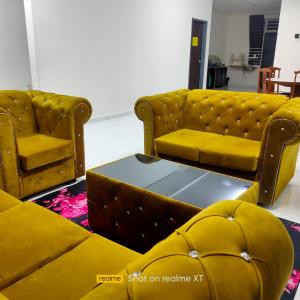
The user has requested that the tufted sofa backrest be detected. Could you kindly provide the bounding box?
[0,91,36,137]
[82,200,293,300]
[181,90,288,141]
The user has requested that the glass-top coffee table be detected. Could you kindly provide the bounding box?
[89,153,255,209]
[86,154,258,252]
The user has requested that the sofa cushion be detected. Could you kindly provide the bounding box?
[2,234,140,300]
[154,129,222,161]
[0,190,21,213]
[0,202,90,290]
[199,135,261,172]
[17,134,73,171]
[154,129,261,172]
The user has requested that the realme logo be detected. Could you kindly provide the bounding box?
[96,275,124,283]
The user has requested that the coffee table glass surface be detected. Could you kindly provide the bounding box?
[92,154,254,208]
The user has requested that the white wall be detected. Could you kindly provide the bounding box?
[274,0,300,78]
[224,13,258,90]
[0,0,31,90]
[27,0,213,119]
[209,10,228,64]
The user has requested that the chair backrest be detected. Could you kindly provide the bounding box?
[180,90,288,141]
[268,66,281,78]
[291,70,300,98]
[0,91,36,137]
[257,68,272,93]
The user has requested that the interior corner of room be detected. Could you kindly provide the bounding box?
[208,0,300,93]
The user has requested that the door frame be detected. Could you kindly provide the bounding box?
[188,18,208,89]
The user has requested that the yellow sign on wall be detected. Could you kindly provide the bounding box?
[192,37,199,47]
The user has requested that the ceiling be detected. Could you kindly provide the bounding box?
[213,0,282,14]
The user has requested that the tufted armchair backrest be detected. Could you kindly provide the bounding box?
[0,91,36,137]
[82,200,293,300]
[181,90,288,141]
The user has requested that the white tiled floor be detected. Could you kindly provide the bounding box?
[84,113,300,299]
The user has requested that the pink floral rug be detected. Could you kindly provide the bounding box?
[30,180,300,300]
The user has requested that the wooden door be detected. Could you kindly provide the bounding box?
[188,19,207,89]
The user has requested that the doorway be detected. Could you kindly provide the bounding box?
[261,32,278,67]
[188,19,207,89]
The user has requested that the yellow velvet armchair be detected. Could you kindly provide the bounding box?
[0,189,294,300]
[135,89,300,206]
[0,90,92,198]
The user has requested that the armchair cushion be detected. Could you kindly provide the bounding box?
[155,129,261,171]
[17,134,73,171]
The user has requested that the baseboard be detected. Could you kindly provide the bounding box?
[88,110,134,124]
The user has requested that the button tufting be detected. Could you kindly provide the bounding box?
[139,206,143,211]
[154,222,158,227]
[7,150,11,154]
[281,127,285,132]
[169,217,174,221]
[240,252,251,261]
[81,110,84,113]
[126,210,130,215]
[227,216,234,221]
[103,204,107,209]
[78,133,81,137]
[115,221,118,227]
[189,250,200,258]
[270,154,274,158]
[59,170,63,174]
[141,233,145,238]
[132,271,141,277]
[264,189,268,194]
[114,196,118,201]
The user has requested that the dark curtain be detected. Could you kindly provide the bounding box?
[249,15,265,49]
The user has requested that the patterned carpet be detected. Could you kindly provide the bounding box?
[31,180,300,299]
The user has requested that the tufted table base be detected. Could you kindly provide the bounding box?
[86,157,258,253]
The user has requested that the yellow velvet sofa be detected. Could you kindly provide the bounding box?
[135,89,300,206]
[0,90,92,198]
[0,189,293,300]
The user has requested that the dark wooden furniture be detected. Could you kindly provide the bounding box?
[207,67,228,89]
[257,68,272,93]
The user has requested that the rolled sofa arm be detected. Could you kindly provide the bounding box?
[134,89,189,155]
[82,200,293,300]
[27,91,92,177]
[0,108,21,198]
[258,98,300,205]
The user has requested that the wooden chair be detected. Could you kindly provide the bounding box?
[257,68,272,94]
[269,67,281,78]
[258,67,281,94]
